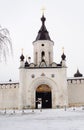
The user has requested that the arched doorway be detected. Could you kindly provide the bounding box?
[36,84,52,109]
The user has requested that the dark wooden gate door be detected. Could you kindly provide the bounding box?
[36,84,52,109]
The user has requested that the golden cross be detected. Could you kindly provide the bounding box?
[21,48,24,54]
[26,55,28,60]
[62,47,64,53]
[41,7,46,15]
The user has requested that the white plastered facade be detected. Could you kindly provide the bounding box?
[19,67,68,109]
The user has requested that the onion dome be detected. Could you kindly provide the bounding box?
[20,54,25,61]
[61,52,66,60]
[74,69,83,77]
[35,14,51,41]
[25,61,29,67]
[20,49,25,61]
[9,79,12,82]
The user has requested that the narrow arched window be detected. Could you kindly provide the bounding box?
[41,51,45,61]
[49,52,51,64]
[36,52,38,64]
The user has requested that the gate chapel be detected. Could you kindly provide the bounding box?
[19,14,68,109]
[1,14,84,110]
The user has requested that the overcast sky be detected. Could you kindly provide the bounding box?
[0,0,84,81]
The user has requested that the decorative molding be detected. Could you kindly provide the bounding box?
[41,73,45,76]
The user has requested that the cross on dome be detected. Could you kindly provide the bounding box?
[34,9,52,41]
[41,7,46,15]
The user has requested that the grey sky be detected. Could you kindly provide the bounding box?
[0,0,84,81]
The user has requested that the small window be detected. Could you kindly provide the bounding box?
[14,86,16,88]
[51,74,55,78]
[31,74,35,78]
[42,44,44,46]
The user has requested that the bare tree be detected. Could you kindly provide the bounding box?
[0,26,12,62]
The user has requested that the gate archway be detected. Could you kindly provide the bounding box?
[36,84,52,109]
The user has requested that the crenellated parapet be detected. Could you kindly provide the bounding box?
[0,82,19,89]
[67,77,84,85]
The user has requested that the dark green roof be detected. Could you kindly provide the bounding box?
[74,69,83,77]
[35,15,51,41]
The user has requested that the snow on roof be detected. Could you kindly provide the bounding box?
[67,77,84,80]
[0,80,19,85]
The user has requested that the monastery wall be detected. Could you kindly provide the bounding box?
[67,78,84,107]
[0,83,19,109]
[0,77,84,109]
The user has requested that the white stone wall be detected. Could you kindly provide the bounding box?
[1,76,84,109]
[68,78,84,106]
[0,83,19,109]
[33,40,54,66]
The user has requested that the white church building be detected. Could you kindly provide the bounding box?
[0,14,84,109]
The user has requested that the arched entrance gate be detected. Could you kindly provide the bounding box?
[36,84,52,109]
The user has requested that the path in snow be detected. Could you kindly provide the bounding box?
[0,108,84,130]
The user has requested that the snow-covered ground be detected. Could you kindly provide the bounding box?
[0,107,84,130]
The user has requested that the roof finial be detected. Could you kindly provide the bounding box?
[41,7,46,25]
[21,48,24,54]
[62,47,64,54]
[20,48,25,61]
[61,47,66,60]
[41,7,45,16]
[34,7,51,41]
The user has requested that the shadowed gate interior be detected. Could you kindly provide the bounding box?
[36,84,52,109]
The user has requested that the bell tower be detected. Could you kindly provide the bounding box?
[19,12,68,109]
[33,14,54,67]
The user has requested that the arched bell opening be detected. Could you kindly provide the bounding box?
[41,51,45,61]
